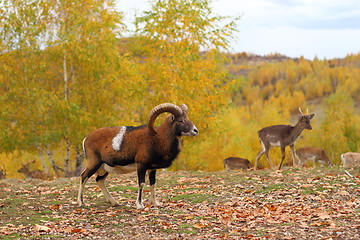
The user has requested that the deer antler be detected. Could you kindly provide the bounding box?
[298,107,304,116]
[306,108,309,115]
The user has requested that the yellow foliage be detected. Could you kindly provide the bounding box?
[176,103,296,171]
[0,151,42,178]
[1,0,360,176]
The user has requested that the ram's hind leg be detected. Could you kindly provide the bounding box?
[78,147,103,207]
[96,165,118,206]
[78,166,99,207]
[78,169,88,207]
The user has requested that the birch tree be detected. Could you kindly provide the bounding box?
[0,0,125,176]
[132,0,239,169]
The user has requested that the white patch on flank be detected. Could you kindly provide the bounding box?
[112,126,126,151]
[270,140,281,147]
[308,156,316,161]
[102,163,137,174]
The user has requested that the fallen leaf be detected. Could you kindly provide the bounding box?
[193,223,207,229]
[35,224,51,232]
[318,212,331,220]
[337,190,350,196]
[49,204,61,210]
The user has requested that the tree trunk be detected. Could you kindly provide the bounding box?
[75,145,84,168]
[63,52,69,101]
[73,145,84,177]
[36,145,49,175]
[45,145,62,177]
[64,139,71,174]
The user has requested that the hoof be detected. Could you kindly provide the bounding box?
[136,204,144,210]
[152,201,162,208]
[110,201,119,207]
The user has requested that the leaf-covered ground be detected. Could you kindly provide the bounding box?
[0,167,359,239]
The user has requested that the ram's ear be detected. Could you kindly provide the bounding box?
[167,114,175,122]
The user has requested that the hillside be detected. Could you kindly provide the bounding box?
[224,52,360,115]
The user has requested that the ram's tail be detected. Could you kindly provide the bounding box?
[82,137,87,159]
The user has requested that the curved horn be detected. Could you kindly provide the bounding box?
[147,103,183,133]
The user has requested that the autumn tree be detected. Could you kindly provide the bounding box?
[0,0,125,176]
[42,0,125,175]
[308,90,359,164]
[131,0,239,169]
[0,0,57,175]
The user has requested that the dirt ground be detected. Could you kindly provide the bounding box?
[0,167,359,239]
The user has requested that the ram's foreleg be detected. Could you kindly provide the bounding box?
[149,170,161,207]
[136,165,147,210]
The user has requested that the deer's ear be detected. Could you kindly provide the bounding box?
[309,113,315,119]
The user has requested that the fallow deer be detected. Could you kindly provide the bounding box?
[254,108,315,170]
[0,169,6,179]
[295,146,331,167]
[341,152,360,168]
[224,157,252,170]
[18,161,46,180]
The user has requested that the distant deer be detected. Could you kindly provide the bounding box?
[0,169,6,179]
[254,108,315,170]
[341,152,360,168]
[18,161,46,180]
[224,157,252,170]
[295,146,331,168]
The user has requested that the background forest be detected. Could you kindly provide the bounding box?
[1,0,359,178]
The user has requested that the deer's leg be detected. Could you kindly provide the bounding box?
[298,157,305,168]
[289,144,297,167]
[264,145,274,169]
[313,159,317,168]
[294,152,301,168]
[278,146,286,170]
[254,141,266,170]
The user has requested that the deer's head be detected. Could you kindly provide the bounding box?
[298,108,315,130]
